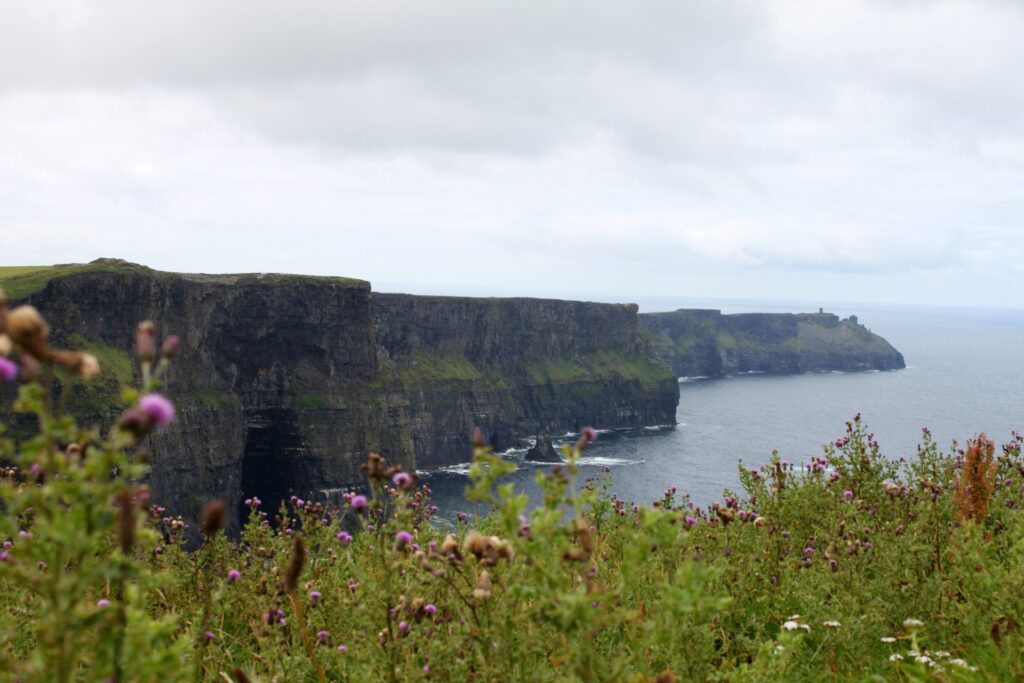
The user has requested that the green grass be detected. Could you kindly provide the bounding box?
[295,394,331,409]
[0,261,369,300]
[523,350,674,387]
[396,350,485,385]
[0,262,156,299]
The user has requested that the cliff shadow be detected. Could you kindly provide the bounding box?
[240,408,316,528]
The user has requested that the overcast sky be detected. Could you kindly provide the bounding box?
[2,1,1022,310]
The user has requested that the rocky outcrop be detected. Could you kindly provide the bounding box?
[640,309,905,378]
[525,434,562,463]
[1,261,678,527]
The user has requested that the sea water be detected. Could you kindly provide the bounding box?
[423,304,1024,518]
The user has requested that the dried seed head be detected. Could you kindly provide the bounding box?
[53,350,101,379]
[6,306,50,360]
[473,570,492,600]
[463,531,489,559]
[232,669,253,683]
[361,452,389,480]
[441,534,460,554]
[116,487,136,554]
[0,334,11,357]
[135,321,156,361]
[655,671,677,683]
[201,500,227,538]
[285,536,306,594]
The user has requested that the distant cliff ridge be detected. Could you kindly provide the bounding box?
[0,261,678,528]
[639,309,906,378]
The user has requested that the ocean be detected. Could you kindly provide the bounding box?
[423,303,1024,518]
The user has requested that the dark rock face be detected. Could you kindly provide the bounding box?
[5,263,677,528]
[14,267,414,532]
[373,294,680,468]
[640,309,905,378]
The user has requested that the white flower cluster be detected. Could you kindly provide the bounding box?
[781,614,811,633]
[884,646,978,672]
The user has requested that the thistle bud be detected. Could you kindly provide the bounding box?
[201,500,226,538]
[135,321,156,361]
[160,334,180,359]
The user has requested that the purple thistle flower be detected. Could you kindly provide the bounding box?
[0,357,18,382]
[392,472,412,488]
[338,645,348,653]
[350,495,368,512]
[203,631,215,641]
[684,516,697,527]
[0,551,9,562]
[395,530,413,548]
[843,490,854,501]
[139,393,175,427]
[425,603,437,615]
[309,591,322,606]
[227,569,241,582]
[336,531,353,546]
[398,621,410,636]
[317,630,329,640]
[97,599,111,608]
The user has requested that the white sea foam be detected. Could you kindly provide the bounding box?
[579,456,643,467]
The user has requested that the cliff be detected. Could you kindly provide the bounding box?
[640,309,905,378]
[0,260,677,527]
[373,294,679,467]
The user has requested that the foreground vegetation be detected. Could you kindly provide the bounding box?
[1,300,1023,681]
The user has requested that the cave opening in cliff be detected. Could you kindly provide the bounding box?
[239,410,307,527]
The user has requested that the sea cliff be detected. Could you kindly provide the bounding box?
[640,309,906,378]
[0,260,678,526]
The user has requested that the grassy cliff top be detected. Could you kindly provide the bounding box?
[0,259,368,299]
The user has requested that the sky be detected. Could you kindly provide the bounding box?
[1,0,1023,310]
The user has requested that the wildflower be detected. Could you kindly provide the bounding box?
[336,531,353,546]
[424,603,437,615]
[473,570,492,600]
[140,393,175,427]
[395,530,413,549]
[53,350,100,379]
[0,551,8,562]
[97,599,111,608]
[578,426,598,450]
[803,547,814,556]
[843,490,854,501]
[782,621,799,631]
[889,654,904,661]
[338,645,347,653]
[309,591,322,606]
[203,631,215,641]
[0,357,17,382]
[903,618,924,630]
[824,620,840,628]
[392,471,413,489]
[317,630,329,640]
[350,495,368,512]
[684,516,697,527]
[227,569,241,582]
[398,621,410,637]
